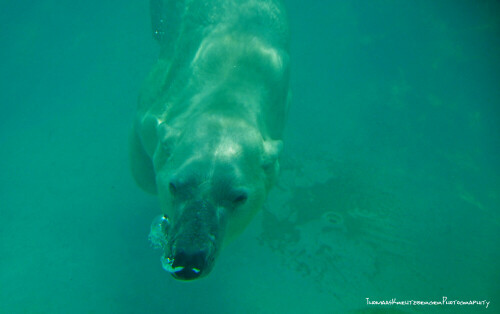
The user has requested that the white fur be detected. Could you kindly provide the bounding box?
[130,0,290,247]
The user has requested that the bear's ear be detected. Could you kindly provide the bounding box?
[261,140,283,168]
[157,122,180,153]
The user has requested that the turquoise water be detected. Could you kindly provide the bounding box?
[1,1,498,313]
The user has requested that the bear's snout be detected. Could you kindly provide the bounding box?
[170,249,209,280]
[168,229,218,280]
[163,200,225,280]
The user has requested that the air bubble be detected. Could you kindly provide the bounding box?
[149,215,170,249]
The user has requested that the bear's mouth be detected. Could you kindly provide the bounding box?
[148,200,226,280]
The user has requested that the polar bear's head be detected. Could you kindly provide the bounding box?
[152,116,281,280]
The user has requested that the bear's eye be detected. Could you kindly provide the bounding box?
[169,181,177,195]
[169,175,195,198]
[232,190,248,205]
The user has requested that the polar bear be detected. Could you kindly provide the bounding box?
[130,0,290,280]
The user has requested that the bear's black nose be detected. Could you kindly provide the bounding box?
[171,250,207,280]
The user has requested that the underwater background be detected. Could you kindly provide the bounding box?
[1,0,498,313]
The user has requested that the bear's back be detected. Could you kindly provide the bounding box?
[154,0,289,57]
[140,0,290,140]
